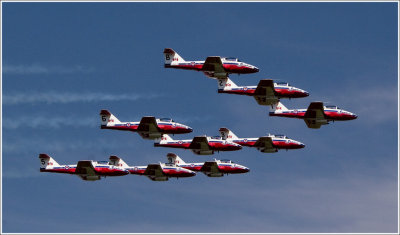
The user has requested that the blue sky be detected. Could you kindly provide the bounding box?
[2,2,398,233]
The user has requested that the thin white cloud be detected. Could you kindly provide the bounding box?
[3,167,40,179]
[337,86,397,124]
[3,64,94,75]
[2,92,161,105]
[2,116,97,129]
[309,84,398,124]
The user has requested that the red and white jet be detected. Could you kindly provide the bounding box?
[108,155,196,181]
[216,77,309,105]
[154,134,242,155]
[100,110,193,139]
[219,127,305,153]
[164,48,259,78]
[39,154,129,181]
[269,101,358,129]
[166,153,249,177]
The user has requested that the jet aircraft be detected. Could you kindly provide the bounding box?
[39,154,129,181]
[154,134,242,155]
[108,155,196,181]
[166,153,249,177]
[163,48,259,78]
[216,77,309,105]
[100,109,192,139]
[219,127,305,153]
[269,101,358,129]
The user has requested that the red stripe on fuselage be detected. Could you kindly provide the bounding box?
[94,167,129,176]
[101,125,139,131]
[218,89,255,96]
[324,111,357,120]
[166,63,257,74]
[208,142,242,151]
[40,168,76,174]
[270,112,306,119]
[274,89,308,98]
[222,64,257,74]
[154,142,192,149]
[162,169,194,177]
[218,165,249,174]
[157,125,192,134]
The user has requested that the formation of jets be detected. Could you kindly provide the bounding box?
[39,153,249,181]
[154,134,242,155]
[40,48,357,181]
[163,48,357,129]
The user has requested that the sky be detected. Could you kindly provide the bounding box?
[1,2,398,233]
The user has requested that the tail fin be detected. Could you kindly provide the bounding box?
[219,127,239,140]
[39,153,60,169]
[166,153,186,165]
[155,134,174,144]
[100,110,122,127]
[109,156,130,168]
[217,77,238,90]
[270,101,288,112]
[164,48,185,65]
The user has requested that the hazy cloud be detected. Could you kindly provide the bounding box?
[339,86,397,123]
[3,116,97,129]
[3,64,94,75]
[3,92,162,105]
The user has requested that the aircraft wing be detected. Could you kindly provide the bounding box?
[253,136,274,150]
[200,161,220,174]
[304,102,325,119]
[254,79,275,96]
[253,79,279,105]
[75,161,97,176]
[137,116,159,132]
[144,164,165,177]
[202,56,226,74]
[188,136,211,151]
[304,119,323,129]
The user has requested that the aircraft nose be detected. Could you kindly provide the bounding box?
[299,143,305,148]
[187,127,193,132]
[353,114,358,119]
[304,91,310,97]
[254,67,259,72]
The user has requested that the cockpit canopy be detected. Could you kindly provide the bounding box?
[274,134,287,139]
[222,57,241,62]
[325,105,339,110]
[220,159,233,163]
[160,118,174,122]
[96,161,109,165]
[276,82,290,86]
[165,163,175,167]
